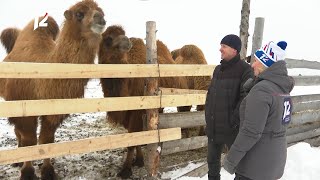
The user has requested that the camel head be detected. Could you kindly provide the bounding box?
[64,0,106,36]
[102,25,132,53]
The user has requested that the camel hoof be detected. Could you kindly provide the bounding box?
[20,166,38,180]
[133,157,144,167]
[12,162,23,167]
[41,165,58,180]
[117,167,132,179]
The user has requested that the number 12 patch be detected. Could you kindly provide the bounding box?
[282,97,292,124]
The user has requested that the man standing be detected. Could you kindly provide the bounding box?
[205,34,253,180]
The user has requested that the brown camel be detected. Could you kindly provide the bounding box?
[174,44,212,136]
[0,19,59,99]
[98,25,188,178]
[2,1,106,179]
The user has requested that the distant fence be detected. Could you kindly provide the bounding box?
[286,58,320,86]
[286,58,320,69]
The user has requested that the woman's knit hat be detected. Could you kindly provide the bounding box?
[254,41,287,67]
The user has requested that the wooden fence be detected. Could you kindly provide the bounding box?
[1,62,320,165]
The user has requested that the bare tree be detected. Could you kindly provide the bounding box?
[239,0,251,60]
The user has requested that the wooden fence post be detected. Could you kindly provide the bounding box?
[239,0,251,60]
[250,17,264,64]
[145,21,160,177]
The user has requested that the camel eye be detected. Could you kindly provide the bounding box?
[75,12,84,21]
[104,37,113,47]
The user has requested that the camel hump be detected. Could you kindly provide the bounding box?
[0,28,20,54]
[32,16,59,41]
[103,25,125,37]
[44,16,60,41]
[180,44,207,64]
[129,37,144,46]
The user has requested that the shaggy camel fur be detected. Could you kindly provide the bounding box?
[171,48,181,60]
[174,44,212,136]
[0,21,59,99]
[98,25,188,178]
[2,1,106,179]
[0,28,21,54]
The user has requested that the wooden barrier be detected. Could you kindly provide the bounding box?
[0,128,181,165]
[0,62,215,78]
[1,61,320,174]
[0,94,205,117]
[286,58,320,69]
[293,76,320,86]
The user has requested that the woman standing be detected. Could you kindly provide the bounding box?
[223,41,294,180]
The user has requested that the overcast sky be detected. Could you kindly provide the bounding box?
[0,0,319,65]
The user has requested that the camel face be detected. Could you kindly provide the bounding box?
[90,10,106,34]
[102,25,132,54]
[64,0,106,35]
[110,35,132,53]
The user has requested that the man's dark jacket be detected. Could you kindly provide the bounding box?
[205,54,253,144]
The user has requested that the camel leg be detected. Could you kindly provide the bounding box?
[38,115,64,180]
[133,146,144,167]
[117,110,144,178]
[11,127,23,167]
[196,105,206,136]
[178,106,192,138]
[9,116,38,180]
[117,146,135,179]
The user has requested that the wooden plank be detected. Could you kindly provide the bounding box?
[294,101,320,112]
[287,128,320,144]
[159,109,320,129]
[293,76,320,86]
[162,136,207,156]
[291,110,320,125]
[0,127,181,165]
[292,94,320,103]
[159,111,205,129]
[287,121,320,136]
[285,58,320,69]
[177,163,208,178]
[0,94,206,117]
[0,62,215,78]
[160,88,207,95]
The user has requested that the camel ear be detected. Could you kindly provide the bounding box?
[64,10,73,20]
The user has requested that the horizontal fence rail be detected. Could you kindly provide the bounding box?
[0,128,181,165]
[159,110,320,129]
[0,94,206,117]
[293,76,320,86]
[0,62,215,78]
[286,58,320,69]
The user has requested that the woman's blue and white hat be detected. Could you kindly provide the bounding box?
[254,41,287,67]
